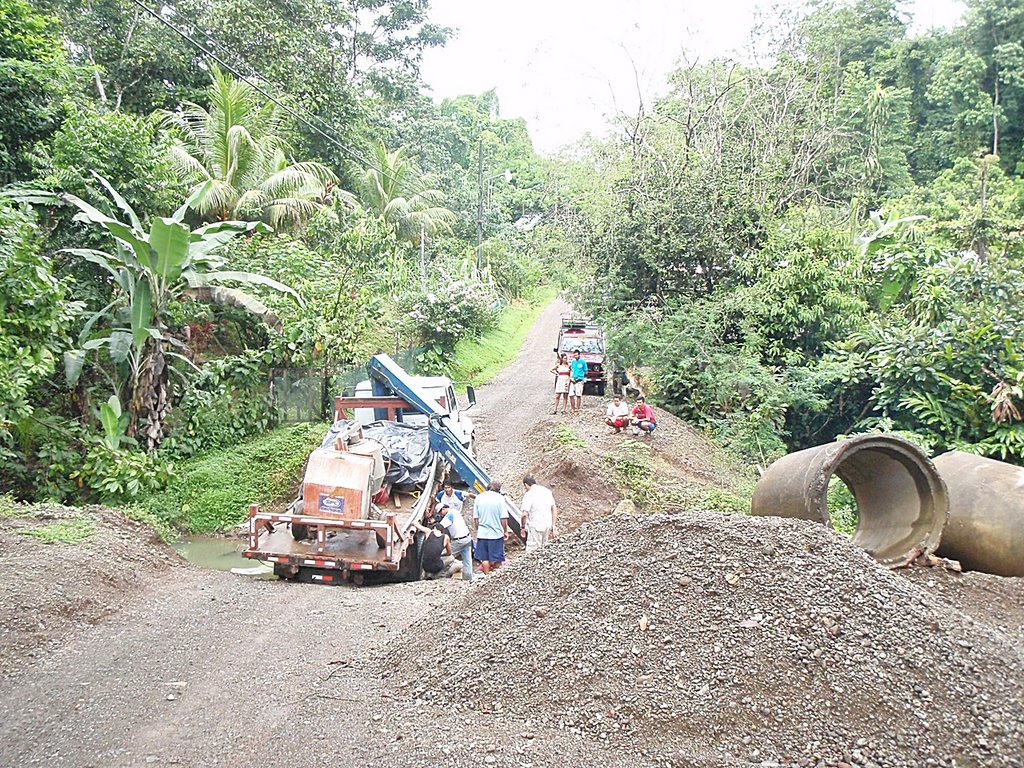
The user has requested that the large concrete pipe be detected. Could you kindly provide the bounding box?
[751,434,948,567]
[932,451,1024,577]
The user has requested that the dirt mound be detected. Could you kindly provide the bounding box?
[0,504,181,675]
[388,510,1024,767]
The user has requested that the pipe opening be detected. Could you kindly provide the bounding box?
[825,445,945,566]
[751,434,948,567]
[826,477,859,537]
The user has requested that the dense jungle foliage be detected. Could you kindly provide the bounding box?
[566,0,1024,469]
[0,0,566,507]
[1,0,1022,513]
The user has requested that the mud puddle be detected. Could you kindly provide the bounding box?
[172,536,273,577]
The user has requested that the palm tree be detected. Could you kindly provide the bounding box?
[162,66,337,228]
[353,140,456,291]
[57,175,301,451]
[355,140,456,243]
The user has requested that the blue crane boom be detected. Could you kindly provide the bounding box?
[366,354,525,541]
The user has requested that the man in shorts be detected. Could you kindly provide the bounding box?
[631,396,657,437]
[520,474,557,551]
[472,479,508,574]
[569,350,588,413]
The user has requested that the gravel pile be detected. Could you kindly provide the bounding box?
[388,511,1024,768]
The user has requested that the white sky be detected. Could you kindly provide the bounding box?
[420,0,966,155]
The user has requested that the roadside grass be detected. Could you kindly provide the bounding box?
[135,422,327,533]
[20,518,97,544]
[0,493,29,519]
[449,285,559,385]
[553,423,585,448]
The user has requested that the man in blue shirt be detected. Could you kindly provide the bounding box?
[472,479,508,574]
[569,350,588,414]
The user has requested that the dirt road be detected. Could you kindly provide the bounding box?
[0,298,583,768]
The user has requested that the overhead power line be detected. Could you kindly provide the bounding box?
[127,0,394,185]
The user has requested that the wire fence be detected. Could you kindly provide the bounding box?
[271,349,423,423]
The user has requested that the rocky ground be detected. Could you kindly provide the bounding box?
[0,297,1021,768]
[386,511,1024,768]
[0,504,181,676]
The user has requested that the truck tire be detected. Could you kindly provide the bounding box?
[597,381,606,397]
[291,523,309,541]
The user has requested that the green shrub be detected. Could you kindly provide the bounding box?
[402,281,499,374]
[161,351,280,460]
[554,423,585,448]
[136,422,326,533]
[827,477,859,536]
[608,440,658,508]
[72,444,176,503]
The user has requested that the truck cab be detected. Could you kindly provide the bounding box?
[352,376,476,454]
[556,317,608,396]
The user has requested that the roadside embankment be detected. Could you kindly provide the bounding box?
[136,422,326,533]
[0,501,181,675]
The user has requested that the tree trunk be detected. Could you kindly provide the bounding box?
[129,338,171,453]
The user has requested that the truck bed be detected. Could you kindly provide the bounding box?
[242,456,440,583]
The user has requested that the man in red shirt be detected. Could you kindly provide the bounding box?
[631,396,657,437]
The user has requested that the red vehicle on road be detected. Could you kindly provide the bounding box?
[555,317,608,396]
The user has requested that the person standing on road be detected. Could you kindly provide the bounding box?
[473,479,509,574]
[551,354,571,415]
[437,504,475,581]
[520,475,557,551]
[569,350,588,414]
[631,396,657,437]
[605,394,630,433]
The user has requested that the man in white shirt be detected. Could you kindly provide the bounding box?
[437,503,474,581]
[435,481,467,513]
[520,474,558,552]
[605,395,630,433]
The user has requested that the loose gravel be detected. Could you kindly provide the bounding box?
[388,510,1024,768]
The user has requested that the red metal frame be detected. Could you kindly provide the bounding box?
[333,395,413,422]
[243,503,408,572]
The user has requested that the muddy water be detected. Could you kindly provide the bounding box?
[172,536,273,577]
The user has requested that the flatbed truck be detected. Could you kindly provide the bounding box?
[242,354,523,584]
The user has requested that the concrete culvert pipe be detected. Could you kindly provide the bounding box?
[750,434,948,567]
[932,451,1024,577]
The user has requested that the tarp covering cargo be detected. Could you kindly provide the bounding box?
[326,420,430,492]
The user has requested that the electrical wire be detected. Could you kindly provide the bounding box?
[144,0,351,150]
[127,0,398,184]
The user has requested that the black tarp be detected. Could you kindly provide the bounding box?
[321,419,432,492]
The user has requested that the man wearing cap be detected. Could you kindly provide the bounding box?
[631,396,657,437]
[605,394,630,433]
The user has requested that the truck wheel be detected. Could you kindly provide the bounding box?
[291,523,309,541]
[597,381,606,397]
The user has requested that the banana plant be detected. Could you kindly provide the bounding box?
[53,174,303,451]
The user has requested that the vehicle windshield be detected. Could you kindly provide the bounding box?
[560,337,604,354]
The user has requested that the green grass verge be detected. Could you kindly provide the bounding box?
[20,518,97,544]
[135,422,327,533]
[554,423,585,448]
[449,286,559,385]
